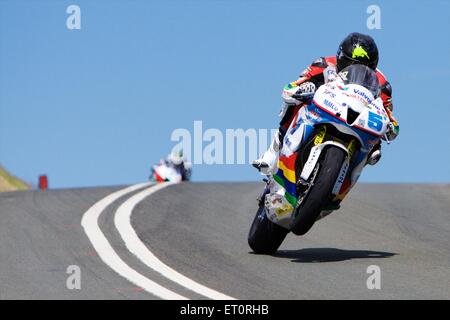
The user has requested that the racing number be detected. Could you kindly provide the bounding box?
[368,112,383,132]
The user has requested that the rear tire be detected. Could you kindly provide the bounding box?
[248,205,289,254]
[290,146,346,236]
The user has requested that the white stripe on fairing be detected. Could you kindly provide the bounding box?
[114,182,236,300]
[81,183,187,300]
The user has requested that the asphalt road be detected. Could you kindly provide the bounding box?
[0,182,449,299]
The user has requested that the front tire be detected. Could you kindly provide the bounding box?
[248,205,289,254]
[290,146,346,236]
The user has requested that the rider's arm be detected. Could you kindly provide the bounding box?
[380,80,393,111]
[375,68,399,141]
[378,79,399,140]
[279,57,330,128]
[281,57,329,103]
[377,71,396,116]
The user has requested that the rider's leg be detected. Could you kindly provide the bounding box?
[366,141,382,165]
[252,104,301,174]
[252,129,281,175]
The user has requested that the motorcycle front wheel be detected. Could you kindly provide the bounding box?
[290,145,346,236]
[248,205,289,255]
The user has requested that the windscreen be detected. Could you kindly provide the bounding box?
[338,64,380,98]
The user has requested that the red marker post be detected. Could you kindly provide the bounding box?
[38,175,48,190]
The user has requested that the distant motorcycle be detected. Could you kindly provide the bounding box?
[150,158,192,183]
[248,64,395,254]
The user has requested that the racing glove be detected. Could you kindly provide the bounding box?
[279,81,316,119]
[386,122,400,142]
[384,106,399,142]
[281,81,316,105]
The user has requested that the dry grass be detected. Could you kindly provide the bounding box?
[0,165,31,192]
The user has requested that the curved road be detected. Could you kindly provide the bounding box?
[0,182,449,299]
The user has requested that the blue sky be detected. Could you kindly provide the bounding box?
[1,0,449,188]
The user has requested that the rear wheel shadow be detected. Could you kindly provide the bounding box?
[272,248,396,263]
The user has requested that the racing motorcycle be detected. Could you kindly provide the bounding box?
[248,64,395,254]
[150,160,191,183]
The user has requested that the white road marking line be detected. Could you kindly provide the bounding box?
[81,183,187,300]
[114,182,236,300]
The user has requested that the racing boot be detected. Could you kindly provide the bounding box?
[252,130,281,175]
[366,142,382,166]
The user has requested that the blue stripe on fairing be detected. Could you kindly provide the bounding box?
[303,124,314,144]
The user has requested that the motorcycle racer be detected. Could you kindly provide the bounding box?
[253,32,400,175]
[152,150,192,182]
